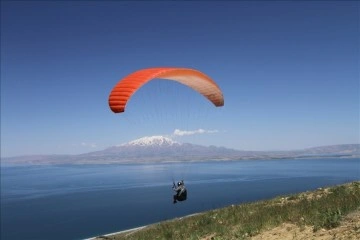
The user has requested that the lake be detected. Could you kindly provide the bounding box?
[1,158,359,240]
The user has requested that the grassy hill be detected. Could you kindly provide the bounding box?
[94,181,360,240]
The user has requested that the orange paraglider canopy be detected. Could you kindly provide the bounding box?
[108,67,224,113]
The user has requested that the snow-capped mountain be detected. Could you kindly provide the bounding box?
[121,136,181,147]
[1,135,359,165]
[100,135,226,159]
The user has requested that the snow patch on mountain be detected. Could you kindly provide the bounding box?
[121,136,181,147]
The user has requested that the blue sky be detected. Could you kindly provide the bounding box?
[1,1,359,157]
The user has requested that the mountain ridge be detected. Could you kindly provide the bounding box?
[1,136,359,165]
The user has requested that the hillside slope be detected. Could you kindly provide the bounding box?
[92,181,360,240]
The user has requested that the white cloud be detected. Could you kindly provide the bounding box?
[173,128,219,136]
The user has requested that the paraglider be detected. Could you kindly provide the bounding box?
[172,180,187,204]
[108,67,224,205]
[108,67,224,113]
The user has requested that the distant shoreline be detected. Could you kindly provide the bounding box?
[2,154,359,167]
[2,143,359,166]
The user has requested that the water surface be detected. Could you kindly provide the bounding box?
[1,158,359,239]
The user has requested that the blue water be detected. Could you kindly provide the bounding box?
[1,158,359,240]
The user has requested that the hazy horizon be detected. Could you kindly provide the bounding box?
[2,134,358,159]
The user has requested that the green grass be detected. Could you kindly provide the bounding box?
[106,181,360,240]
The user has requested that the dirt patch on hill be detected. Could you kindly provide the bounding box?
[251,209,360,240]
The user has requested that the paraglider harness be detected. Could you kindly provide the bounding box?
[173,180,187,203]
